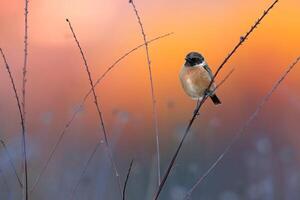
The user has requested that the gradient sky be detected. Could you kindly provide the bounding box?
[1,0,299,138]
[0,0,300,199]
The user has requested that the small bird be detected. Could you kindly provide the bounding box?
[179,52,221,106]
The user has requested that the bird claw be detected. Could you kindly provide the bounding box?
[193,108,200,116]
[204,89,212,97]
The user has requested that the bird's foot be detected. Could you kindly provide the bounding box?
[204,89,213,97]
[193,108,200,116]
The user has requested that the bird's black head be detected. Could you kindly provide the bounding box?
[185,52,205,67]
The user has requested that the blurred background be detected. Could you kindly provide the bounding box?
[0,0,300,199]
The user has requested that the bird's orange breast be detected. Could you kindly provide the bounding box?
[179,66,215,99]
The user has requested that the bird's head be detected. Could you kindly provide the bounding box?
[185,52,205,67]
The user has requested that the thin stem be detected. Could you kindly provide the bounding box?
[0,140,23,188]
[153,69,231,200]
[184,56,300,200]
[0,169,10,194]
[153,1,279,199]
[211,0,279,85]
[69,143,101,200]
[22,1,29,117]
[215,69,235,91]
[66,18,122,197]
[29,32,173,194]
[193,68,234,116]
[123,160,134,200]
[129,0,161,186]
[0,48,28,200]
[22,0,29,199]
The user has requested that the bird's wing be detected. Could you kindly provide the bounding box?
[203,64,214,79]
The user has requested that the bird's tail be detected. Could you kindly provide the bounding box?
[210,94,221,105]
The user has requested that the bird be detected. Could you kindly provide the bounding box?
[179,52,221,108]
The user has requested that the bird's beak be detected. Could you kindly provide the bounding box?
[185,58,193,66]
[185,58,192,65]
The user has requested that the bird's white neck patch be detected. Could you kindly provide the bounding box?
[194,61,207,68]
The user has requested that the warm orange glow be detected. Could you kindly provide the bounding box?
[1,0,300,136]
[0,1,300,199]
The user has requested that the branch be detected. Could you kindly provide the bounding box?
[0,48,28,198]
[184,56,300,200]
[29,32,173,193]
[66,18,122,197]
[153,1,279,199]
[123,159,134,200]
[211,0,279,84]
[0,139,23,188]
[129,0,161,186]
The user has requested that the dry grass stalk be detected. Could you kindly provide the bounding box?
[0,169,10,193]
[0,48,29,199]
[0,139,23,188]
[184,56,300,200]
[153,1,279,199]
[123,159,134,200]
[22,0,29,117]
[129,0,161,186]
[69,143,101,200]
[30,32,173,194]
[21,1,29,199]
[214,68,235,91]
[66,18,123,197]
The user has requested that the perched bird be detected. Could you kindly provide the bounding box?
[179,52,221,106]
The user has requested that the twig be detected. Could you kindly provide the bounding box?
[0,169,10,194]
[0,139,23,188]
[0,48,28,199]
[22,0,29,114]
[129,0,161,186]
[22,1,29,117]
[22,0,29,199]
[194,68,234,113]
[153,1,279,199]
[214,69,235,91]
[193,68,234,121]
[66,18,123,197]
[69,143,101,200]
[29,32,173,193]
[183,56,300,200]
[211,0,279,85]
[123,160,134,200]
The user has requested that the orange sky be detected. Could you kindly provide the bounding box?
[0,0,300,156]
[1,1,300,199]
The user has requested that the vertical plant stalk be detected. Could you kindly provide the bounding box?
[22,1,29,200]
[0,139,23,188]
[0,49,28,200]
[184,56,300,199]
[22,1,29,117]
[66,18,123,197]
[123,160,134,200]
[153,1,279,199]
[29,32,173,194]
[0,169,10,193]
[129,0,161,185]
[69,143,101,200]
